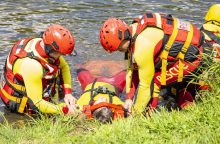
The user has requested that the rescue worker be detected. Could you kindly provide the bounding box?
[99,13,205,114]
[0,24,77,115]
[162,4,220,109]
[76,62,127,123]
[177,4,220,106]
[201,4,220,59]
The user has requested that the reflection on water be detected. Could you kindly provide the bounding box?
[0,0,218,122]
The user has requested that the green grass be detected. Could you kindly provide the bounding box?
[0,62,220,144]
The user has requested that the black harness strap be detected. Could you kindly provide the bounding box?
[81,79,118,105]
[124,32,138,60]
[89,78,97,105]
[201,28,220,44]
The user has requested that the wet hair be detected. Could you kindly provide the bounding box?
[92,107,113,124]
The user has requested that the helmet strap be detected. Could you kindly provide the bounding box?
[124,37,134,60]
[39,31,44,38]
[45,44,58,62]
[124,29,131,40]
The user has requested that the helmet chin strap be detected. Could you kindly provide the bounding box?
[47,57,56,64]
[124,38,132,60]
[44,44,57,63]
[70,50,77,56]
[124,32,136,60]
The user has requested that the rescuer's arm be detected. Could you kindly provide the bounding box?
[59,56,77,108]
[17,58,65,114]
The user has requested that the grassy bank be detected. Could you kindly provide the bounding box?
[0,63,220,144]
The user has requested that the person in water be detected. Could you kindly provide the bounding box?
[75,60,127,123]
[75,60,183,123]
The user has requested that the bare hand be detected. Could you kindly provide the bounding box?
[66,104,81,116]
[64,94,77,108]
[124,99,133,115]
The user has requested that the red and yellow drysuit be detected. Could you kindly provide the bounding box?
[76,68,125,109]
[125,13,205,113]
[0,38,72,114]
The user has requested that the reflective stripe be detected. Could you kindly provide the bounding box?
[177,24,194,82]
[45,64,54,73]
[138,15,142,19]
[155,13,162,28]
[16,49,21,54]
[19,39,25,46]
[141,18,145,25]
[160,18,179,85]
[6,56,12,70]
[24,38,39,52]
[23,38,41,53]
[44,75,54,79]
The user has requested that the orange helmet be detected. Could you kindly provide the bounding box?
[99,18,131,53]
[43,24,75,55]
[82,102,126,120]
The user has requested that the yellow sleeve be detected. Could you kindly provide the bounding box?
[14,58,64,114]
[59,56,72,94]
[132,27,164,113]
[126,64,133,94]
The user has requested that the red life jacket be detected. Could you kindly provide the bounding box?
[0,38,60,113]
[128,13,204,87]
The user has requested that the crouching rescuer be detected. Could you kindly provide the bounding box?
[99,12,206,114]
[0,24,77,115]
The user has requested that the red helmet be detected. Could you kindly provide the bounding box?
[100,18,131,53]
[43,24,75,55]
